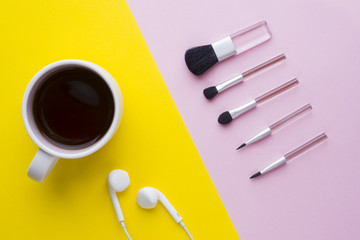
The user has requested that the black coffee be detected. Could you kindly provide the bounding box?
[33,67,115,149]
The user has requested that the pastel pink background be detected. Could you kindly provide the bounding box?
[127,0,360,239]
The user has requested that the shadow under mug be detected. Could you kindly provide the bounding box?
[22,60,123,183]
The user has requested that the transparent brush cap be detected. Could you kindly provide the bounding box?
[230,21,272,55]
[211,21,272,62]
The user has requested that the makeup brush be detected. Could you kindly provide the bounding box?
[250,133,328,179]
[185,21,271,75]
[204,54,286,100]
[237,104,312,150]
[218,78,299,125]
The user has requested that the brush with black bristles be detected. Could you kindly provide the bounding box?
[185,21,271,76]
[237,104,312,150]
[204,54,286,100]
[250,133,328,179]
[218,78,299,125]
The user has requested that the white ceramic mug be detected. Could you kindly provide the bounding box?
[22,60,123,183]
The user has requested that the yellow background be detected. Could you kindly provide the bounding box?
[0,1,239,239]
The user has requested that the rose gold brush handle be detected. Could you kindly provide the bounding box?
[250,133,328,179]
[237,104,312,150]
[213,54,286,95]
[269,104,312,131]
[222,78,299,124]
[285,133,328,161]
[255,78,299,104]
[242,54,286,79]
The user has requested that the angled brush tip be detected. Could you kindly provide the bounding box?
[218,111,233,125]
[250,172,261,179]
[185,45,218,76]
[237,143,246,150]
[203,86,218,100]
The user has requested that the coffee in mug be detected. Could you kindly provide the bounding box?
[22,60,123,182]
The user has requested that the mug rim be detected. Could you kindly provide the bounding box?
[22,59,122,159]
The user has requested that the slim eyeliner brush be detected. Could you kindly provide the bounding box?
[218,78,299,125]
[237,104,312,150]
[203,54,286,100]
[250,133,328,179]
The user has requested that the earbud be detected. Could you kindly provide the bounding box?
[108,170,132,240]
[137,187,182,222]
[137,187,194,240]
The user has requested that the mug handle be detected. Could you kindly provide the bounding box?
[27,149,59,183]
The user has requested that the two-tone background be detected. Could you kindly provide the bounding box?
[1,0,359,239]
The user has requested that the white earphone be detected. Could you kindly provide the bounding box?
[108,170,193,240]
[108,170,132,240]
[137,187,194,240]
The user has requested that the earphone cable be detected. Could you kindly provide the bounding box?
[180,221,194,240]
[121,222,132,240]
